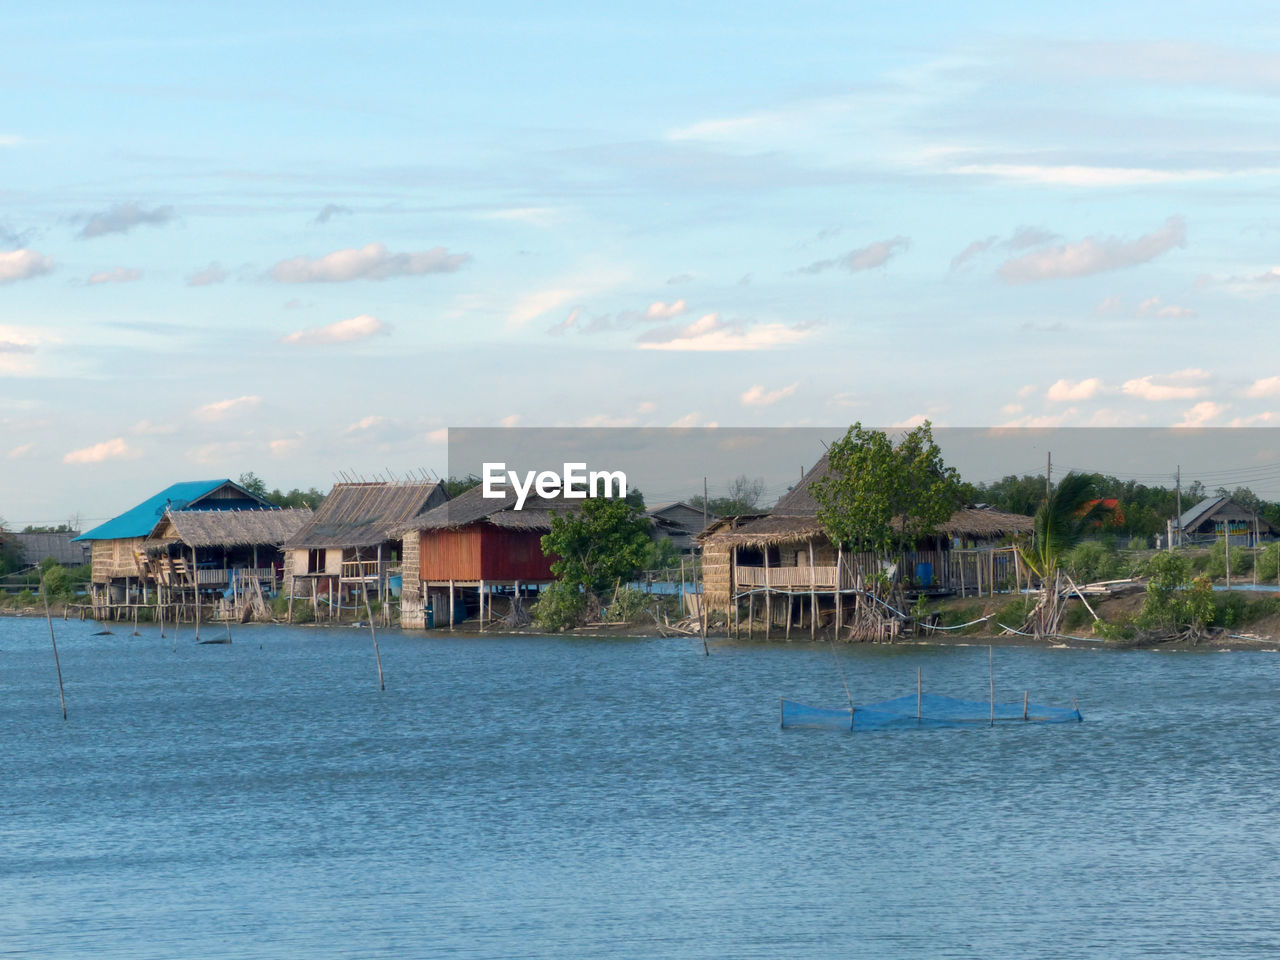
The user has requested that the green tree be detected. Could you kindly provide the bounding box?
[811,421,962,558]
[442,474,482,497]
[237,472,269,498]
[1018,472,1110,636]
[689,474,766,517]
[541,497,652,595]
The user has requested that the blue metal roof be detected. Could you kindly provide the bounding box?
[73,480,269,541]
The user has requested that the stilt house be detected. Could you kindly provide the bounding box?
[282,480,448,615]
[397,484,578,629]
[73,479,277,614]
[699,456,1033,634]
[1177,496,1278,547]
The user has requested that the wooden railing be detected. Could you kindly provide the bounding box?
[340,560,396,581]
[733,546,1023,596]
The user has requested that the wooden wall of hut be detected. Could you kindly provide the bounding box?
[419,528,555,582]
[400,533,426,628]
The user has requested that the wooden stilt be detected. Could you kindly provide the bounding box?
[449,580,455,632]
[808,541,817,641]
[362,578,385,691]
[40,572,68,720]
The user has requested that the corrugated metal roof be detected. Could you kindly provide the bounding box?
[12,532,90,567]
[73,480,272,541]
[1178,496,1226,532]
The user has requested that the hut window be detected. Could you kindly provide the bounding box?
[737,546,765,566]
[307,549,324,574]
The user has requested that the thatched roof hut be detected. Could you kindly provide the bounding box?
[284,481,447,550]
[146,507,312,551]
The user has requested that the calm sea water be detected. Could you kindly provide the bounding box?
[3,617,1279,959]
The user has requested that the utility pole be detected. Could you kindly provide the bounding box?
[1046,452,1052,498]
[1175,465,1182,548]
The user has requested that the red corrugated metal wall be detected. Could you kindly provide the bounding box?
[418,526,554,581]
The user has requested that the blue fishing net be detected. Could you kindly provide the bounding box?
[780,693,1082,731]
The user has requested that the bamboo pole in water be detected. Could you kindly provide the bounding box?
[989,645,995,727]
[41,573,68,720]
[362,578,386,691]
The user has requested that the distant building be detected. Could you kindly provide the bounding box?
[1177,496,1277,546]
[282,481,448,613]
[397,484,578,629]
[11,531,90,569]
[646,501,715,554]
[73,479,278,614]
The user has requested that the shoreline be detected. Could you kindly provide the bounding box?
[6,605,1277,651]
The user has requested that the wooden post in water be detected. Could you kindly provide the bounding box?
[835,546,843,637]
[1023,689,1029,721]
[362,578,385,691]
[192,548,201,642]
[448,580,455,632]
[989,644,995,727]
[763,550,771,640]
[41,573,67,720]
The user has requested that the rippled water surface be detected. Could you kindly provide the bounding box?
[4,618,1280,958]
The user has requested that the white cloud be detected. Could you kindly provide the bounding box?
[186,441,248,465]
[270,436,303,456]
[1001,403,1022,415]
[271,243,469,282]
[0,249,53,284]
[1176,401,1229,427]
[670,412,718,428]
[344,415,388,434]
[646,299,687,320]
[130,419,176,435]
[510,288,580,328]
[187,262,228,287]
[999,408,1079,428]
[800,236,910,274]
[64,437,133,464]
[1136,296,1196,318]
[1228,412,1279,427]
[425,428,449,443]
[637,314,814,352]
[740,382,800,406]
[1017,384,1037,398]
[950,163,1234,187]
[999,217,1186,283]
[7,442,33,459]
[1096,295,1124,314]
[636,401,657,414]
[194,395,262,421]
[892,414,930,428]
[281,314,388,345]
[1245,376,1280,398]
[78,203,174,239]
[1045,378,1104,402]
[87,267,142,285]
[1121,375,1208,401]
[499,414,521,427]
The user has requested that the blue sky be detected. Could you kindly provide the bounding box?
[4,2,1280,523]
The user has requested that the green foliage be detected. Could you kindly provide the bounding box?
[15,588,37,607]
[1021,472,1108,581]
[1127,536,1149,551]
[533,580,588,631]
[689,474,767,517]
[237,473,326,509]
[40,564,75,600]
[1258,542,1280,583]
[1136,553,1214,634]
[442,474,482,497]
[812,421,961,557]
[22,523,73,533]
[1206,539,1252,578]
[1062,601,1093,633]
[541,497,651,595]
[1063,540,1124,584]
[642,536,680,572]
[603,587,658,623]
[995,595,1036,627]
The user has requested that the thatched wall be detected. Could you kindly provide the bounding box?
[400,534,425,629]
[701,542,733,617]
[90,537,147,582]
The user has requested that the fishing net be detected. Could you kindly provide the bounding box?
[780,693,1082,731]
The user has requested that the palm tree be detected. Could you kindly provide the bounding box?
[1017,472,1108,637]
